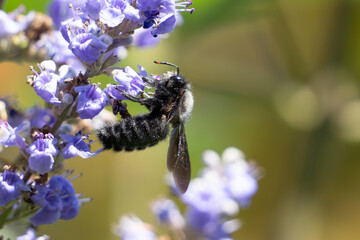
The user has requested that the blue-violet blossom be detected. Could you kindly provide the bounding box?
[114,215,157,240]
[0,120,26,149]
[74,84,107,119]
[26,133,59,174]
[30,175,79,226]
[60,133,103,159]
[99,0,140,27]
[0,171,30,206]
[150,198,185,229]
[16,228,49,240]
[136,0,194,37]
[30,64,61,105]
[105,66,145,100]
[68,33,112,64]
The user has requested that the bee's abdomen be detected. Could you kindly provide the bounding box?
[97,114,169,152]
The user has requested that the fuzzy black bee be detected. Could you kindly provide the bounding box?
[97,61,194,193]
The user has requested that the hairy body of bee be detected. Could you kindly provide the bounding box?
[97,114,170,152]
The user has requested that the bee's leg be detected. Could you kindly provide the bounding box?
[142,76,155,86]
[118,88,162,110]
[118,90,146,104]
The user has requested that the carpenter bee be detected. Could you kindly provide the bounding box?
[97,61,194,193]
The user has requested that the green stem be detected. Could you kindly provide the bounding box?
[51,97,78,134]
[2,208,38,226]
[0,204,13,229]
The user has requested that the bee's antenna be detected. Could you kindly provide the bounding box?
[154,61,180,76]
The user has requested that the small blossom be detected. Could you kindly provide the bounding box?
[30,175,80,226]
[113,215,157,240]
[151,198,185,229]
[84,0,102,20]
[74,84,107,119]
[104,84,127,100]
[30,63,61,105]
[26,133,59,174]
[0,10,21,37]
[137,0,194,37]
[60,133,103,159]
[0,8,34,37]
[0,120,26,149]
[25,107,56,129]
[69,33,111,64]
[222,147,258,207]
[224,160,258,207]
[108,66,145,99]
[133,28,161,48]
[151,13,176,37]
[48,0,86,29]
[179,147,258,239]
[34,31,84,71]
[181,176,234,217]
[0,171,30,206]
[99,0,140,27]
[16,228,49,240]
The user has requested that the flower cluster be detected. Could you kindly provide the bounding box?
[0,170,83,228]
[0,6,35,37]
[0,171,30,206]
[30,175,81,226]
[115,147,260,240]
[0,0,195,238]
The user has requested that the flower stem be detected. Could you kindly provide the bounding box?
[51,97,78,134]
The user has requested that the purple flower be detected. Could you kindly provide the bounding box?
[60,16,108,64]
[60,17,87,43]
[151,13,176,37]
[151,198,185,229]
[34,31,84,71]
[181,176,235,216]
[114,215,157,240]
[0,120,26,149]
[30,175,79,226]
[26,133,59,174]
[0,171,30,206]
[224,161,258,207]
[0,10,21,37]
[60,133,103,159]
[25,107,56,129]
[107,66,145,99]
[181,176,239,240]
[222,147,258,207]
[84,0,102,20]
[104,84,126,100]
[16,228,49,240]
[48,0,86,29]
[174,147,258,239]
[99,0,140,27]
[133,28,161,48]
[69,33,111,63]
[136,0,194,37]
[186,207,240,240]
[74,84,107,119]
[30,64,61,105]
[0,8,34,37]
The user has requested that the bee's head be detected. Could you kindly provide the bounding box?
[154,61,190,95]
[166,75,187,89]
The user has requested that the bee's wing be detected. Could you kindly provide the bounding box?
[167,125,179,172]
[167,124,191,194]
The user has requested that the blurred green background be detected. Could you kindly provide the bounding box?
[2,0,360,239]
